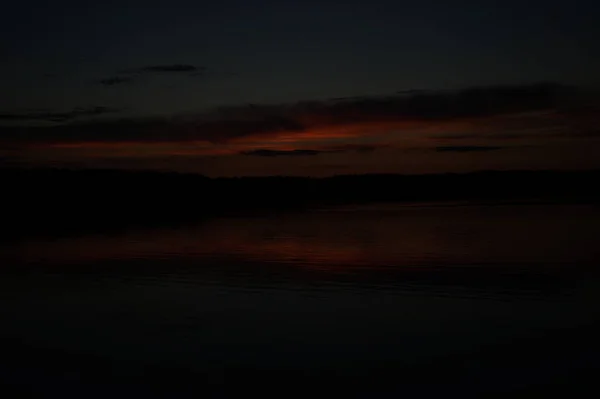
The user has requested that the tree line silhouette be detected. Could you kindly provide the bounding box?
[2,167,599,240]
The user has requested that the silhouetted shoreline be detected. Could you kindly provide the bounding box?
[3,167,600,241]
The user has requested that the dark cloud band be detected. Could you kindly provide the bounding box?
[0,106,119,123]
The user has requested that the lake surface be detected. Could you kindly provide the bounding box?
[2,202,600,396]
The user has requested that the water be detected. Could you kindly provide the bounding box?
[2,202,600,396]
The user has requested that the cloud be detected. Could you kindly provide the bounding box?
[95,64,206,87]
[193,115,306,143]
[240,144,381,157]
[327,96,369,102]
[429,133,481,140]
[324,144,379,153]
[574,130,600,138]
[434,146,506,152]
[1,82,597,164]
[241,149,328,157]
[121,64,206,76]
[0,106,120,123]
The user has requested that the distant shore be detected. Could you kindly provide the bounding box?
[2,168,599,241]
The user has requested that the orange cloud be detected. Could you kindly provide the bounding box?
[4,82,597,172]
[30,118,479,161]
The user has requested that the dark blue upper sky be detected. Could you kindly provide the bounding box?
[3,0,599,114]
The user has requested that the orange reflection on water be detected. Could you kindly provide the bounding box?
[5,204,598,273]
[4,211,435,270]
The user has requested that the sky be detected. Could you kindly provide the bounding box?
[2,0,600,176]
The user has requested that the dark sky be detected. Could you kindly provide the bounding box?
[2,0,600,175]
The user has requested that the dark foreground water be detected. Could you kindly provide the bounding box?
[2,202,600,397]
